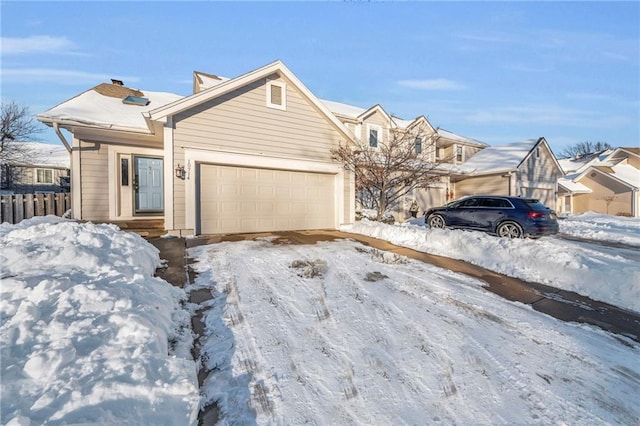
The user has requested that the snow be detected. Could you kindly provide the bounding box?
[189,234,640,425]
[2,142,70,168]
[2,213,639,424]
[459,139,539,174]
[38,89,182,132]
[343,216,640,313]
[558,177,592,193]
[0,216,199,425]
[560,211,640,246]
[606,163,640,188]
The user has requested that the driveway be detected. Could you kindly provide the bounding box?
[180,230,640,343]
[181,232,640,425]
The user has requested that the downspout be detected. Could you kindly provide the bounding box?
[53,122,72,153]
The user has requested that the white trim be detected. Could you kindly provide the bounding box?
[71,137,82,219]
[107,145,164,220]
[266,80,287,111]
[163,118,174,231]
[183,149,343,234]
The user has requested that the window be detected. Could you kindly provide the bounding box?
[122,95,150,106]
[536,147,540,158]
[436,147,443,159]
[121,158,129,186]
[415,137,422,154]
[456,146,463,162]
[369,128,378,147]
[36,168,53,184]
[367,124,382,148]
[266,80,286,110]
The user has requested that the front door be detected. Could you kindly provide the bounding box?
[134,156,163,214]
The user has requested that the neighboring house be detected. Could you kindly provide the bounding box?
[451,138,564,210]
[0,142,70,194]
[319,98,487,216]
[38,61,356,236]
[558,148,640,217]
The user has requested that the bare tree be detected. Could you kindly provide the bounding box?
[332,123,449,221]
[559,141,612,159]
[1,101,43,190]
[1,101,42,163]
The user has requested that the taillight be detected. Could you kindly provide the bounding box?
[528,211,546,219]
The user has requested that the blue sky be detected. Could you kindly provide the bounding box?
[1,1,638,155]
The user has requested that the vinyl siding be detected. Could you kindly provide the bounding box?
[79,141,109,220]
[515,144,561,207]
[171,74,346,229]
[454,175,510,198]
[3,166,69,194]
[574,173,633,216]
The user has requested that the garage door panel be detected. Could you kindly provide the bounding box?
[199,164,335,234]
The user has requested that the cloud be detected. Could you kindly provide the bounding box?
[1,35,78,55]
[466,105,631,128]
[397,79,466,91]
[1,68,140,85]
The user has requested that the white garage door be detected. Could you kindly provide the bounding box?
[199,164,336,234]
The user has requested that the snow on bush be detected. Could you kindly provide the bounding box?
[0,216,199,425]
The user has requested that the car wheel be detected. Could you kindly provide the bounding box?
[428,214,446,229]
[496,221,524,238]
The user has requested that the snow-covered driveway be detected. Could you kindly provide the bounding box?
[190,238,640,425]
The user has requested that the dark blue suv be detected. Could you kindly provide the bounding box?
[425,195,559,238]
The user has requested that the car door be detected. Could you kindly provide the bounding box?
[473,198,508,230]
[449,197,481,227]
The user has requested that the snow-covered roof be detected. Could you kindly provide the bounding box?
[558,149,613,174]
[320,100,485,146]
[458,139,539,174]
[193,70,230,93]
[320,99,367,119]
[601,163,640,188]
[38,84,183,132]
[437,128,487,147]
[558,177,592,193]
[2,142,70,168]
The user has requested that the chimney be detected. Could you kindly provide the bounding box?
[111,79,124,86]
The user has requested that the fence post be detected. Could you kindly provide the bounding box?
[14,194,24,223]
[24,194,35,219]
[55,193,65,217]
[35,194,45,216]
[1,195,14,224]
[44,193,55,215]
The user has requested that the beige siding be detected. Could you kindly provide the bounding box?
[516,143,561,207]
[516,144,561,185]
[173,148,186,229]
[173,75,343,162]
[343,170,355,224]
[172,74,347,229]
[574,173,633,216]
[454,175,509,199]
[79,141,109,220]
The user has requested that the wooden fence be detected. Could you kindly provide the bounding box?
[1,193,72,225]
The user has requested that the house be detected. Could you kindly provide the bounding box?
[557,148,640,217]
[37,61,356,236]
[451,138,564,210]
[0,142,70,194]
[319,98,487,216]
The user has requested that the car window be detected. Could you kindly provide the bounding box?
[479,198,504,208]
[523,199,549,210]
[459,198,481,207]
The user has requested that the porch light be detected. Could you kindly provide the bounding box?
[175,164,186,180]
